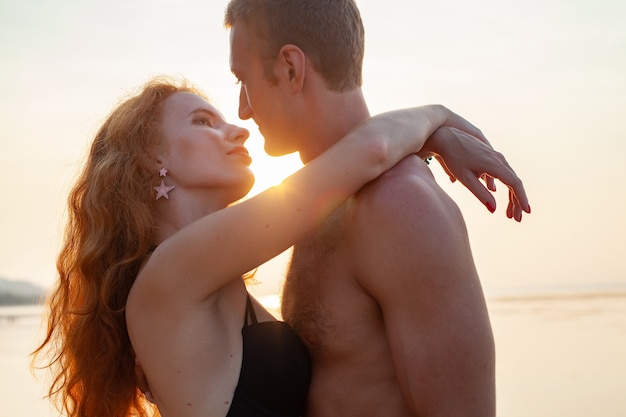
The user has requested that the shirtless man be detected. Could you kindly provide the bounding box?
[225,1,529,416]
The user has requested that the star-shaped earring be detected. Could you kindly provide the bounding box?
[154,167,175,199]
[153,180,175,200]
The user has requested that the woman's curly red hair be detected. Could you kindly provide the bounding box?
[33,77,204,417]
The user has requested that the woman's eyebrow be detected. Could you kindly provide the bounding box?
[188,107,217,117]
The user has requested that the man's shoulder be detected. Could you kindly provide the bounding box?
[348,155,462,230]
[355,155,440,206]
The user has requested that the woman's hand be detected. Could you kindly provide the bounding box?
[424,126,530,222]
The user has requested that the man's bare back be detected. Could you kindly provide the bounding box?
[282,156,496,417]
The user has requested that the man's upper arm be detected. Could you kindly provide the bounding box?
[349,172,496,416]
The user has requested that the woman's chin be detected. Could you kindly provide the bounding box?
[230,176,256,203]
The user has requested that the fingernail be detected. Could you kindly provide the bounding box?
[485,201,495,213]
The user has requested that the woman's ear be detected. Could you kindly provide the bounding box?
[142,147,166,172]
[276,44,306,93]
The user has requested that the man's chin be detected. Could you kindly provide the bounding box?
[264,142,297,157]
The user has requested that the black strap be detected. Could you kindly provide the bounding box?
[244,293,258,326]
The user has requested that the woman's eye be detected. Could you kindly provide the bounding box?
[195,117,213,127]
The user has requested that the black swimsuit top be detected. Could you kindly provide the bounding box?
[225,294,311,417]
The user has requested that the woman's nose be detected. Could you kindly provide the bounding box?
[227,124,250,144]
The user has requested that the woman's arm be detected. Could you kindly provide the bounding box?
[139,105,529,301]
[136,106,451,300]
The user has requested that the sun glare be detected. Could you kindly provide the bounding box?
[246,135,303,196]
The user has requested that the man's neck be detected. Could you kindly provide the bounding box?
[298,88,370,164]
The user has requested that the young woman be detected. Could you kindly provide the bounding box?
[34,77,528,417]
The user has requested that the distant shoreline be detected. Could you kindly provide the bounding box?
[0,297,46,307]
[485,284,626,302]
[2,285,625,318]
[0,277,47,307]
[0,304,45,321]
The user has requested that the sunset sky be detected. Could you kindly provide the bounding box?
[1,0,625,298]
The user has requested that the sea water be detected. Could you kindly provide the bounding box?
[2,291,625,417]
[0,305,57,417]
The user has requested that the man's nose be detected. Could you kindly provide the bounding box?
[238,86,253,120]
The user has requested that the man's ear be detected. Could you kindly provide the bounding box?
[276,44,306,92]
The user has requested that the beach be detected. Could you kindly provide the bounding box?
[489,292,626,416]
[0,305,58,417]
[1,292,625,417]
